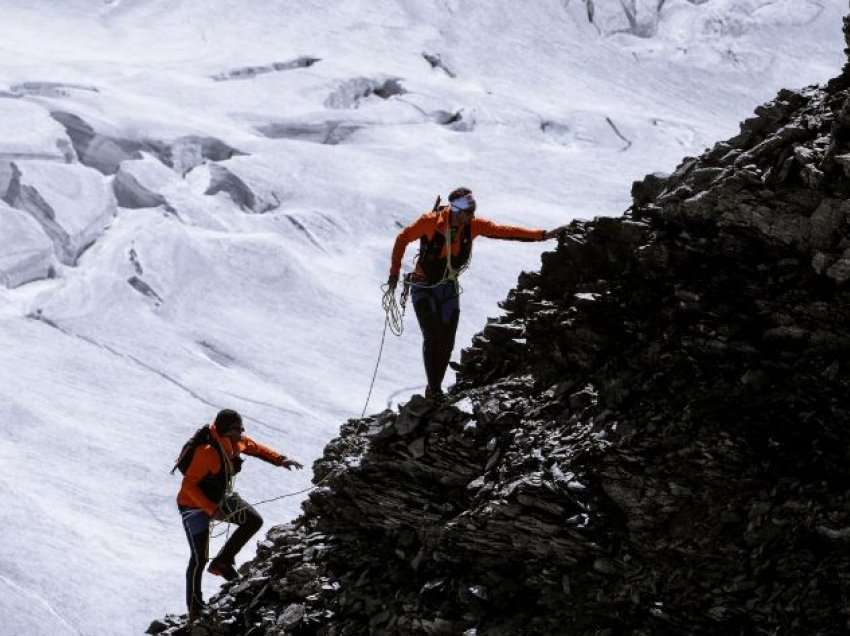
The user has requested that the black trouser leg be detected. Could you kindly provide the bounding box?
[432,307,459,389]
[414,298,441,391]
[180,509,209,614]
[215,494,263,564]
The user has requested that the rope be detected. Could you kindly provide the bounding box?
[360,313,390,419]
[210,469,339,538]
[382,283,406,337]
[355,276,414,418]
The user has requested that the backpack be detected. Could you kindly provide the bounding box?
[171,426,212,475]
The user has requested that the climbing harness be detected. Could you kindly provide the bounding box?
[407,198,472,293]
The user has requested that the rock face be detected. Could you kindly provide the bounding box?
[153,15,850,636]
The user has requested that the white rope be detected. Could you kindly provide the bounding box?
[382,283,406,337]
[209,470,338,538]
[359,313,391,419]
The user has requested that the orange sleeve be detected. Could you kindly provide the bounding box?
[390,214,436,278]
[472,217,545,241]
[240,436,286,466]
[179,447,220,516]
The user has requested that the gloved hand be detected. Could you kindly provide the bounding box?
[211,507,227,521]
[386,275,398,291]
[280,457,304,470]
[543,225,569,240]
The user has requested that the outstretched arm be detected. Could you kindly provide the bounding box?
[472,218,545,241]
[473,218,569,241]
[542,224,570,240]
[241,437,303,470]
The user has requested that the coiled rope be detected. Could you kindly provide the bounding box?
[359,281,409,418]
[210,468,338,538]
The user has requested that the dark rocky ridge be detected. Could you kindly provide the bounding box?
[152,16,850,636]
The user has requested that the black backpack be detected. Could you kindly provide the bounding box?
[171,426,213,475]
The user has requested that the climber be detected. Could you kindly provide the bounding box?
[387,187,567,400]
[175,408,303,621]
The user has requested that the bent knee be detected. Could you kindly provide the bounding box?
[247,511,263,531]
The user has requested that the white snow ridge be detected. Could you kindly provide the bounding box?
[0,1,844,633]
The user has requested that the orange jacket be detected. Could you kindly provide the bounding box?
[176,423,287,516]
[389,206,545,279]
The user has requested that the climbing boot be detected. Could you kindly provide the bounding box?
[425,386,445,402]
[207,558,239,581]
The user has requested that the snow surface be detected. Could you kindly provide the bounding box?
[0,1,844,633]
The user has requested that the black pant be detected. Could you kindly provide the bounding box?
[179,494,263,613]
[412,280,460,392]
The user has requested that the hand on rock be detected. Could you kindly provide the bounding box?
[543,225,570,240]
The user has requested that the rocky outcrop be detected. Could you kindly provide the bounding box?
[152,14,850,636]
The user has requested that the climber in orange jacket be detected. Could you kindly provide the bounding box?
[176,409,302,620]
[388,187,566,400]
